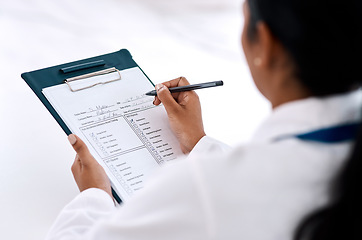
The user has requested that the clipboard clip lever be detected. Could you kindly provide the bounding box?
[64,67,121,92]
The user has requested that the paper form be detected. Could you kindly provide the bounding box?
[42,67,184,201]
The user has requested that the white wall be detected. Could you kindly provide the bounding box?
[0,0,270,239]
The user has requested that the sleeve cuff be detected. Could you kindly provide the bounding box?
[45,188,116,239]
[63,188,116,213]
[78,188,116,207]
[188,136,231,159]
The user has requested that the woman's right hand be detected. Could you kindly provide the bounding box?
[153,77,206,153]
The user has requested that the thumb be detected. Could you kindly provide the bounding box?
[155,84,181,115]
[68,134,95,165]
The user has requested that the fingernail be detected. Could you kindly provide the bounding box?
[68,134,77,145]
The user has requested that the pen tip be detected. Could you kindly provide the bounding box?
[145,90,157,96]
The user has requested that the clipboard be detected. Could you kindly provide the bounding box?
[21,49,154,204]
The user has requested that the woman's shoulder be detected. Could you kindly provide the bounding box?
[199,139,351,185]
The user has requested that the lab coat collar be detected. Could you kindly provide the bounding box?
[251,90,362,143]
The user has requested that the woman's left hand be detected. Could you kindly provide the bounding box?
[68,134,113,198]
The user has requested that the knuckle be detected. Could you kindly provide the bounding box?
[163,80,172,88]
[179,76,190,85]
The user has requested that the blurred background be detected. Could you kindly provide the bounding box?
[0,0,269,239]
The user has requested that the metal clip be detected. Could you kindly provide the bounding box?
[64,67,121,92]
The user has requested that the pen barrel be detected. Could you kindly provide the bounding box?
[145,81,223,96]
[169,81,223,93]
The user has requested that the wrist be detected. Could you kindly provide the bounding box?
[184,132,206,153]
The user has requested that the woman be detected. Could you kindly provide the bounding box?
[46,0,361,239]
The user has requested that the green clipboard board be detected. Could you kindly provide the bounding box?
[21,49,154,204]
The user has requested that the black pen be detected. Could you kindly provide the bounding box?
[145,80,224,96]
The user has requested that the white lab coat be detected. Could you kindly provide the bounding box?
[46,90,361,240]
